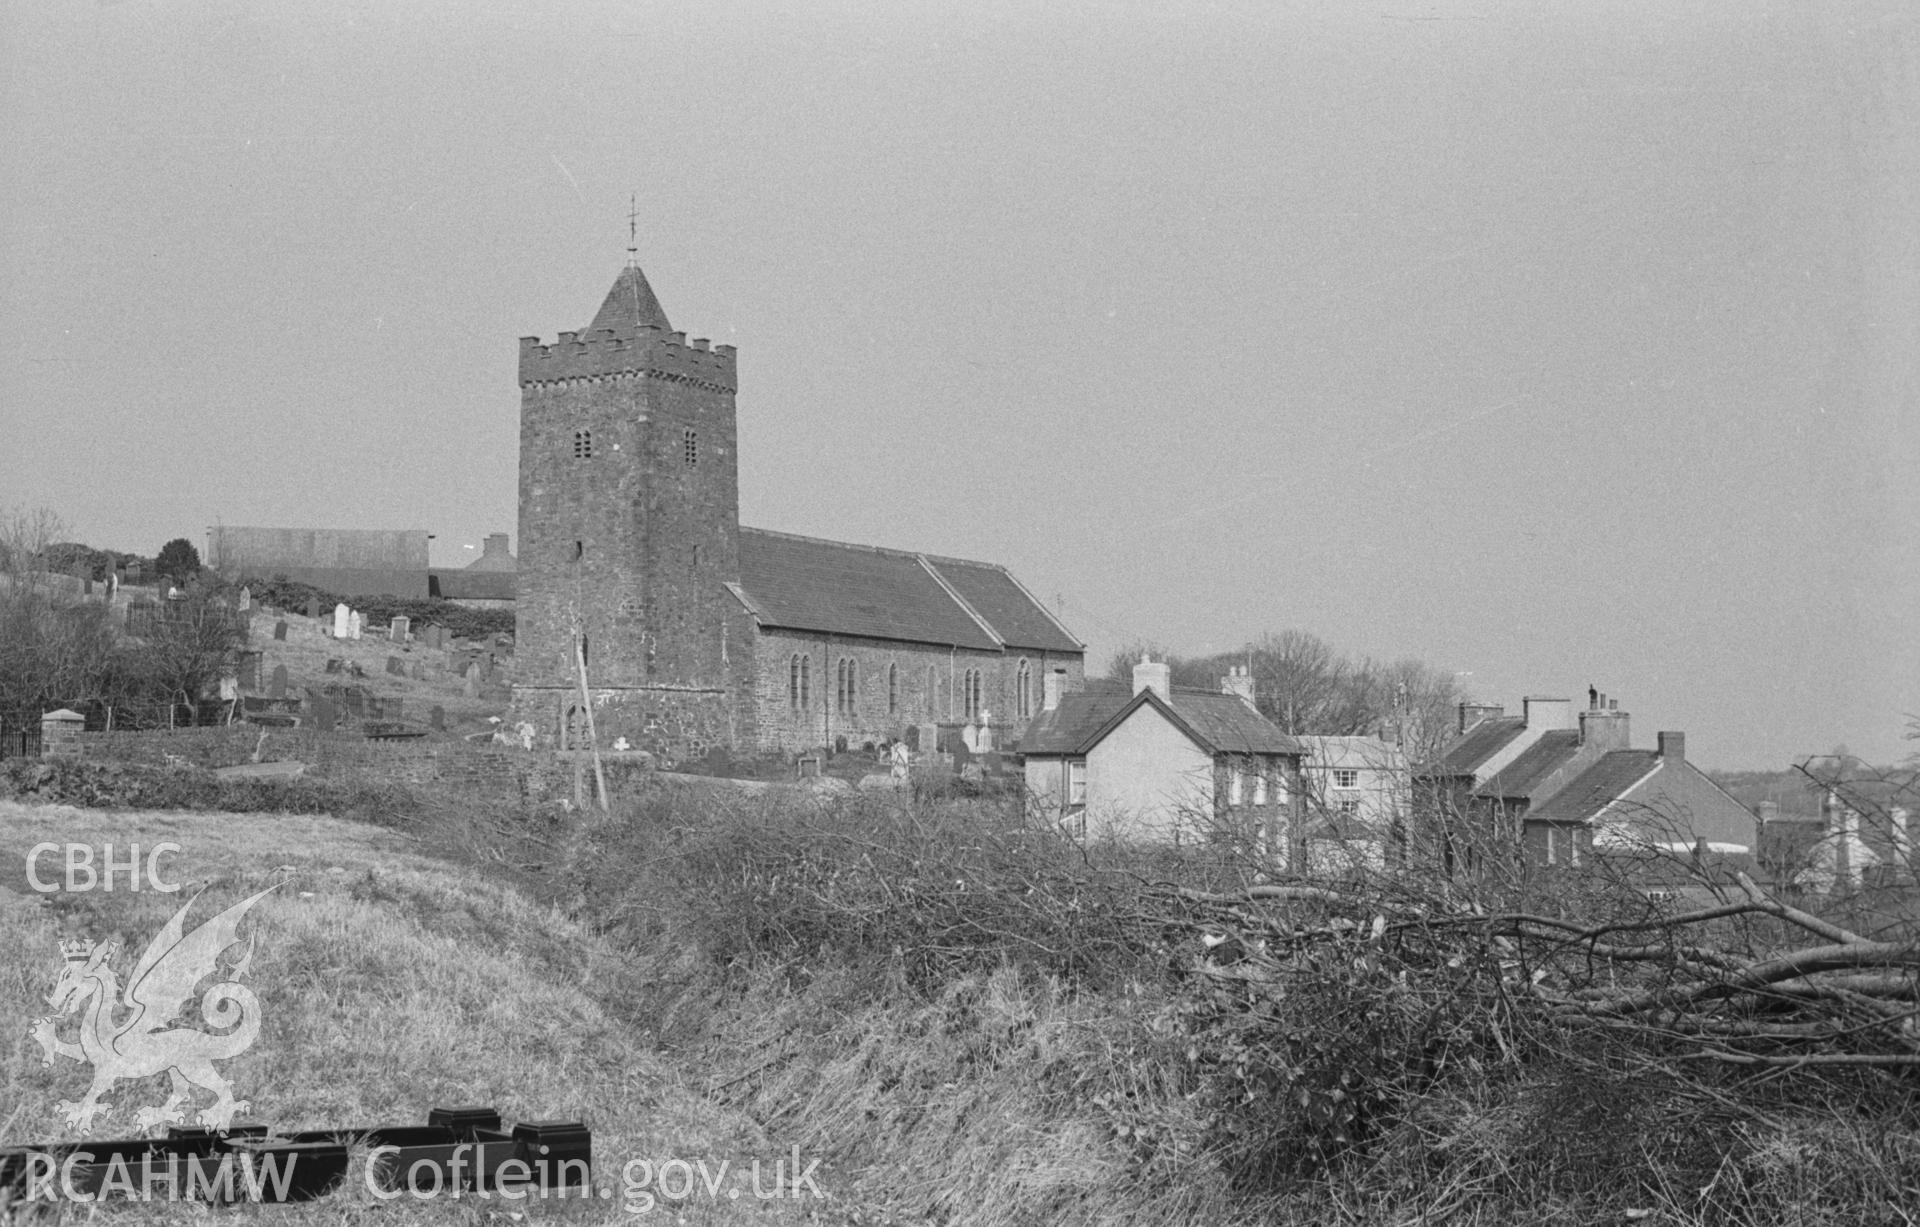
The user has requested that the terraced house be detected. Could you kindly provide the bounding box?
[509,258,1083,757]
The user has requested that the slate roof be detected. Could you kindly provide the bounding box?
[925,556,1082,654]
[1019,680,1301,758]
[1526,751,1661,825]
[1297,735,1408,772]
[733,528,1081,654]
[1427,716,1526,776]
[587,264,672,335]
[1475,730,1581,800]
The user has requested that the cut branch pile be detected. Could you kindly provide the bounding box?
[1161,870,1920,1071]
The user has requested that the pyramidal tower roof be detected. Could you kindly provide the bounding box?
[586,263,672,336]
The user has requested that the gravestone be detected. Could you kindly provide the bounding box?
[306,596,320,620]
[386,656,406,676]
[269,664,288,698]
[82,577,93,596]
[429,705,445,732]
[348,612,363,641]
[342,689,364,717]
[310,696,337,733]
[950,738,973,775]
[273,620,288,640]
[410,662,428,680]
[390,616,410,643]
[237,586,251,612]
[463,671,480,698]
[428,625,445,650]
[332,604,351,638]
[324,657,344,674]
[237,650,262,691]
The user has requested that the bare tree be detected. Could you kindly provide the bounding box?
[133,578,249,725]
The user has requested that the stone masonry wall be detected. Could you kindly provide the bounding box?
[511,683,737,766]
[751,629,1084,754]
[59,724,632,804]
[515,357,743,697]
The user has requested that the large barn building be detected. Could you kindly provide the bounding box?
[508,259,1084,758]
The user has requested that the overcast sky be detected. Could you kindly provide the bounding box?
[3,0,1915,768]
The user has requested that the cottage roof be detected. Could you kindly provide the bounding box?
[733,528,1081,654]
[1297,735,1408,771]
[1427,716,1526,776]
[1019,680,1300,758]
[1527,751,1661,825]
[1475,730,1581,800]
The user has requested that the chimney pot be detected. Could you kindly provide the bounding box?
[1578,704,1631,750]
[1657,731,1685,761]
[1221,666,1257,711]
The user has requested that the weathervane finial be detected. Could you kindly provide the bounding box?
[626,193,639,267]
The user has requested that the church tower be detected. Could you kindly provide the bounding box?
[511,260,750,755]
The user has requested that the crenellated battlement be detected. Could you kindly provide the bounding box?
[519,324,737,390]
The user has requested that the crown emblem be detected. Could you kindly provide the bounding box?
[59,937,95,964]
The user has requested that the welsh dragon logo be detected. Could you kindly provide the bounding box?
[29,885,276,1135]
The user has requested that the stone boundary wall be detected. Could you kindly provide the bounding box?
[69,726,268,769]
[59,726,634,802]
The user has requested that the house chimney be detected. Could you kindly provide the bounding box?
[1578,694,1630,749]
[1754,799,1780,824]
[1042,668,1065,712]
[1522,696,1574,731]
[1221,664,1256,711]
[1132,655,1171,700]
[1656,731,1685,762]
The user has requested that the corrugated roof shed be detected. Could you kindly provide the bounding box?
[1527,751,1661,825]
[735,528,1080,654]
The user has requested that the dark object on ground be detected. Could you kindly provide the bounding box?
[0,1106,590,1203]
